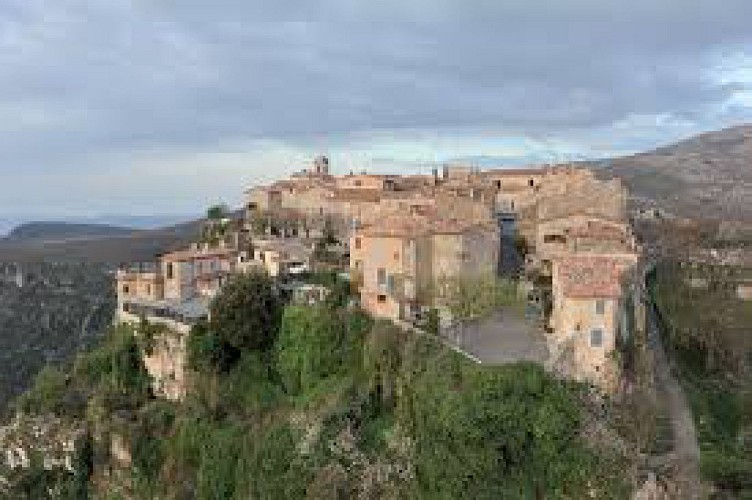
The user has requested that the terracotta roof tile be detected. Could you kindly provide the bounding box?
[556,255,636,299]
[568,221,630,240]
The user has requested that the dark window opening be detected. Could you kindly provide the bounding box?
[590,329,603,347]
[595,299,605,315]
[543,234,567,244]
[377,268,387,286]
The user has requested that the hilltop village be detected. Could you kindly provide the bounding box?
[7,153,751,498]
[116,156,643,398]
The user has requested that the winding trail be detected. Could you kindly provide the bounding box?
[646,290,704,498]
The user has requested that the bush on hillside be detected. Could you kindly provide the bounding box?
[276,306,369,395]
[206,271,282,367]
[402,360,627,499]
[16,366,71,417]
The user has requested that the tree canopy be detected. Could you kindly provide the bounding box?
[208,270,282,356]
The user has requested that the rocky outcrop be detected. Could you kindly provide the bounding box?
[0,414,85,473]
[633,472,680,500]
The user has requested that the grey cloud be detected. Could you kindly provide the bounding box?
[0,0,751,213]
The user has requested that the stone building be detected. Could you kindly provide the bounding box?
[116,156,647,395]
[244,238,313,277]
[526,172,641,389]
[549,254,639,386]
[350,213,499,321]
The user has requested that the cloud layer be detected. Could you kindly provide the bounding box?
[0,0,751,216]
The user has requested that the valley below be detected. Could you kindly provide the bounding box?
[0,262,115,418]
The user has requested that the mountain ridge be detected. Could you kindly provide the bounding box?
[599,124,752,221]
[4,222,136,242]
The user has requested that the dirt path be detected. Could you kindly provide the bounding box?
[647,301,705,499]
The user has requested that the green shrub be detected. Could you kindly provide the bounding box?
[277,306,368,395]
[187,319,239,374]
[239,423,312,499]
[403,361,627,499]
[208,271,282,367]
[73,324,150,396]
[16,366,70,416]
[701,450,752,493]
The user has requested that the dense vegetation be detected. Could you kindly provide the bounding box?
[650,261,752,497]
[0,262,115,418]
[6,271,628,499]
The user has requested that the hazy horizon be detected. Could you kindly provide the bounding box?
[0,213,201,237]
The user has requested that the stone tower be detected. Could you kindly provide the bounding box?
[314,155,330,175]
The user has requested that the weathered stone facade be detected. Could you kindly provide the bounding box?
[351,213,499,321]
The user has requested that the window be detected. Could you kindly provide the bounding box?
[166,263,174,280]
[590,328,603,348]
[123,285,130,294]
[377,294,387,303]
[393,251,400,261]
[595,299,605,315]
[495,180,501,189]
[355,238,361,250]
[528,178,534,187]
[387,275,395,293]
[377,268,387,286]
[543,234,567,244]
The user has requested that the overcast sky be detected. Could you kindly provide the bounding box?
[0,0,751,220]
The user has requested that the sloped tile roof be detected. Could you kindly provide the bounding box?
[557,255,636,299]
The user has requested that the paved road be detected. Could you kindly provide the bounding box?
[443,309,549,365]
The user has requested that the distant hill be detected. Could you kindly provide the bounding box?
[5,222,135,242]
[599,124,752,221]
[0,219,204,264]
